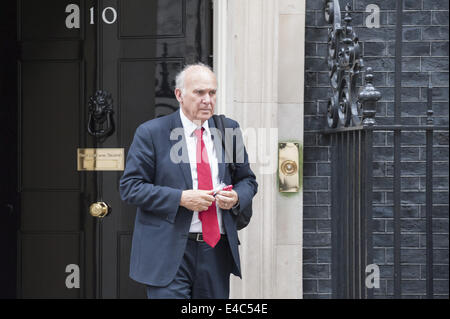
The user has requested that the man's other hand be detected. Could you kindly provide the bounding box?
[215,190,238,210]
[180,190,215,212]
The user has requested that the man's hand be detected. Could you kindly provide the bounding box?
[180,190,215,212]
[215,190,239,210]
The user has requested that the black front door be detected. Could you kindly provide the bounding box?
[14,0,212,298]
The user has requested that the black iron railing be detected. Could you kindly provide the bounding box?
[322,0,449,299]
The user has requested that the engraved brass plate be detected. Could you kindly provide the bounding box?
[278,142,300,193]
[77,148,124,171]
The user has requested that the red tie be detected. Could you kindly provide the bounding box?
[194,128,220,247]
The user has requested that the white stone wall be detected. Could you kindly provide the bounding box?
[213,0,305,298]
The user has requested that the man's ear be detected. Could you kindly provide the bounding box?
[174,88,183,103]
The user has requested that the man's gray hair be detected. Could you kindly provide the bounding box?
[175,62,214,94]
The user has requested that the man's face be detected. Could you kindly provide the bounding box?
[175,66,217,124]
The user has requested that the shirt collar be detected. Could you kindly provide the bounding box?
[179,107,211,137]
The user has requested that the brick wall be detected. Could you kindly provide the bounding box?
[303,0,449,298]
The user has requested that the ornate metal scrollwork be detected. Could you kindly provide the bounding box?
[324,1,364,128]
[87,90,115,142]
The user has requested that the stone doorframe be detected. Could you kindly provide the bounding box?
[213,0,306,298]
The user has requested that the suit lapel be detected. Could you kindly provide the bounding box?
[169,110,193,189]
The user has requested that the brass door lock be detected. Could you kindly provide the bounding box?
[89,202,110,218]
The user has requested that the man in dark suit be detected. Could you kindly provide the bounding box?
[119,63,258,299]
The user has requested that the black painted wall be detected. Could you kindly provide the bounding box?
[303,0,449,298]
[0,0,18,299]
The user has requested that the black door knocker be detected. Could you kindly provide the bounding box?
[88,90,115,142]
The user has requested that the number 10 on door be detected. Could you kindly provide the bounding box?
[65,4,118,29]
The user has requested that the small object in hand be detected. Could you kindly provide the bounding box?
[213,184,233,197]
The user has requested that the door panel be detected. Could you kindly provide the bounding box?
[21,61,81,190]
[20,0,82,40]
[20,192,80,231]
[99,0,211,298]
[18,0,88,298]
[18,0,212,298]
[20,233,82,298]
[117,233,142,298]
[119,0,184,37]
[119,59,183,142]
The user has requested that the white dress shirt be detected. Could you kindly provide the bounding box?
[179,108,225,234]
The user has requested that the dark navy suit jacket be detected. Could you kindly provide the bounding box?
[119,110,258,287]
